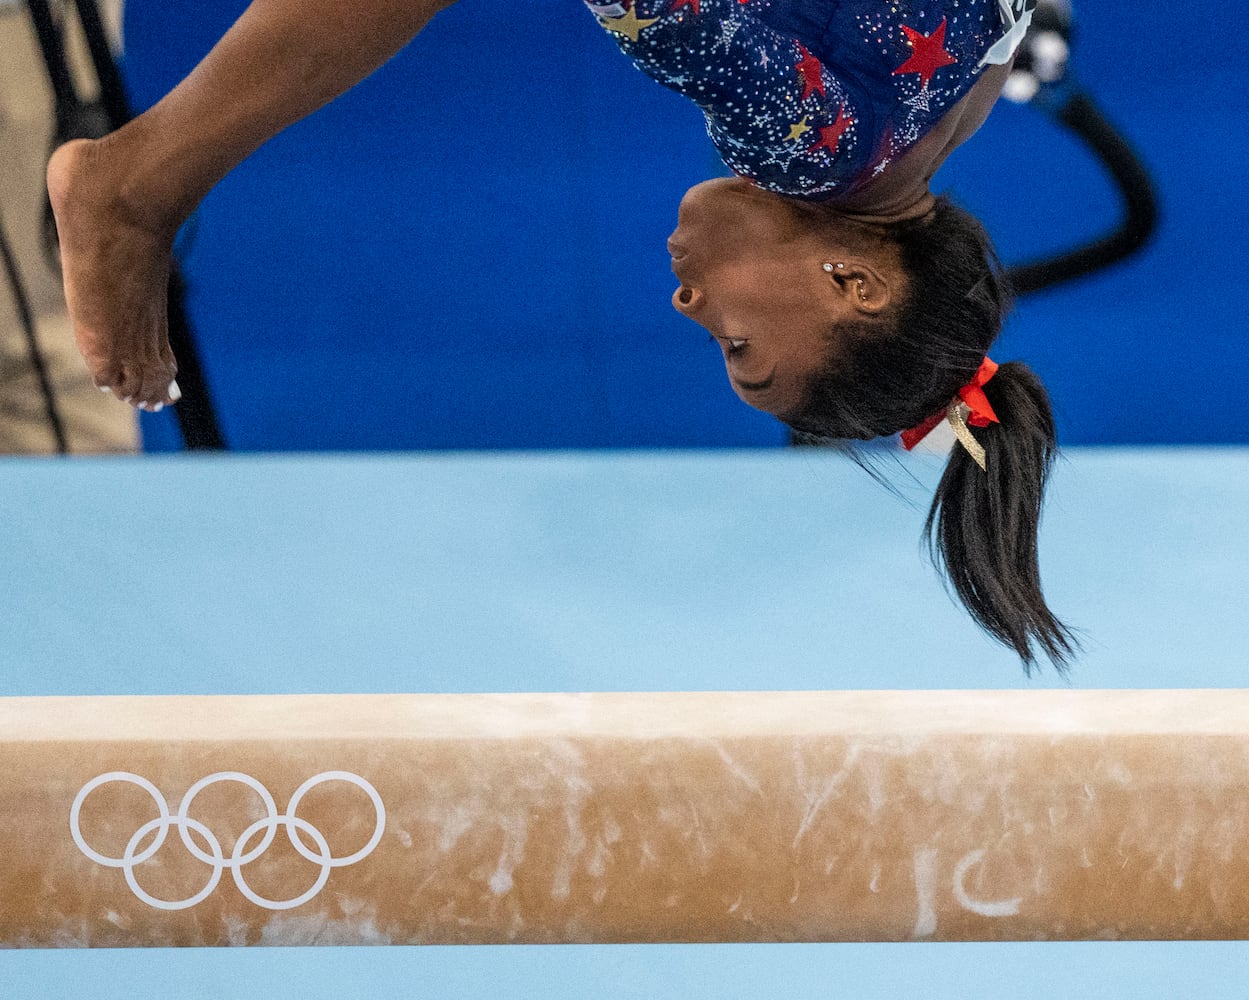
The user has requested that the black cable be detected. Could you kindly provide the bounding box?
[21,0,78,116]
[1001,0,1159,295]
[70,0,130,130]
[1004,89,1159,296]
[166,270,225,449]
[0,207,69,454]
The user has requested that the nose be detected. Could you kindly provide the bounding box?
[671,285,703,314]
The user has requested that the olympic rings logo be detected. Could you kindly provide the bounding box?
[70,771,385,911]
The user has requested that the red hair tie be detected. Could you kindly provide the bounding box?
[900,357,1001,452]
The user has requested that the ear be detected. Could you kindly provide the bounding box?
[822,261,893,315]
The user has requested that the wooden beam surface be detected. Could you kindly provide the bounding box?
[2,691,1247,947]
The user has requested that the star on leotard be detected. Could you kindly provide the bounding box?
[806,104,854,157]
[598,4,659,42]
[892,18,958,89]
[670,0,699,14]
[785,116,812,142]
[714,16,742,52]
[794,42,825,101]
[903,86,937,113]
[761,144,802,173]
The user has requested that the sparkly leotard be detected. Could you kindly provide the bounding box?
[584,0,1036,199]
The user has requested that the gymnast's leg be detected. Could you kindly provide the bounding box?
[47,0,458,410]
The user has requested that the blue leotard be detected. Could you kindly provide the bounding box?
[584,0,1036,199]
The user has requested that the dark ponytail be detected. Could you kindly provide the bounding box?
[924,361,1079,671]
[784,195,1079,672]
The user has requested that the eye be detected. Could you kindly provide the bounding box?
[708,335,749,357]
[709,337,747,355]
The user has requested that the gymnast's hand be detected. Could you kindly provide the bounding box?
[47,139,181,412]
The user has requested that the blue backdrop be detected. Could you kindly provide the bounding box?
[119,0,1246,450]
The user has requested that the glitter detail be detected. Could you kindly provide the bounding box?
[587,0,1020,198]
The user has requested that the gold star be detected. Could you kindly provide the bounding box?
[786,116,812,142]
[597,6,659,43]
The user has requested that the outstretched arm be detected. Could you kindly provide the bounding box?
[49,0,458,410]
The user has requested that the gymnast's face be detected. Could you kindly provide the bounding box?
[669,176,900,419]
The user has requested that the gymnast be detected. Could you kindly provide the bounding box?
[47,0,1078,669]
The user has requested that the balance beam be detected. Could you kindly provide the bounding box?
[2,691,1247,947]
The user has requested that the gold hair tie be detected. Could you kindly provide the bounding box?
[946,400,988,472]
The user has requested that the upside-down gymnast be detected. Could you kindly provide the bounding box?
[47,0,1078,669]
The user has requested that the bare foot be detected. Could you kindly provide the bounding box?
[47,139,181,412]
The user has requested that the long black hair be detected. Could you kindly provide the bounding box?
[786,194,1079,672]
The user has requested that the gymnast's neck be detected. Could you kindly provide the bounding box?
[820,61,1015,227]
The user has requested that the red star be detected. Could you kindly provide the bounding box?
[670,0,699,13]
[892,17,957,89]
[794,42,825,101]
[807,103,855,157]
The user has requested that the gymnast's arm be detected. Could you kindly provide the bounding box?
[48,0,462,410]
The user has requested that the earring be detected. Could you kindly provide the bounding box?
[824,263,869,302]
